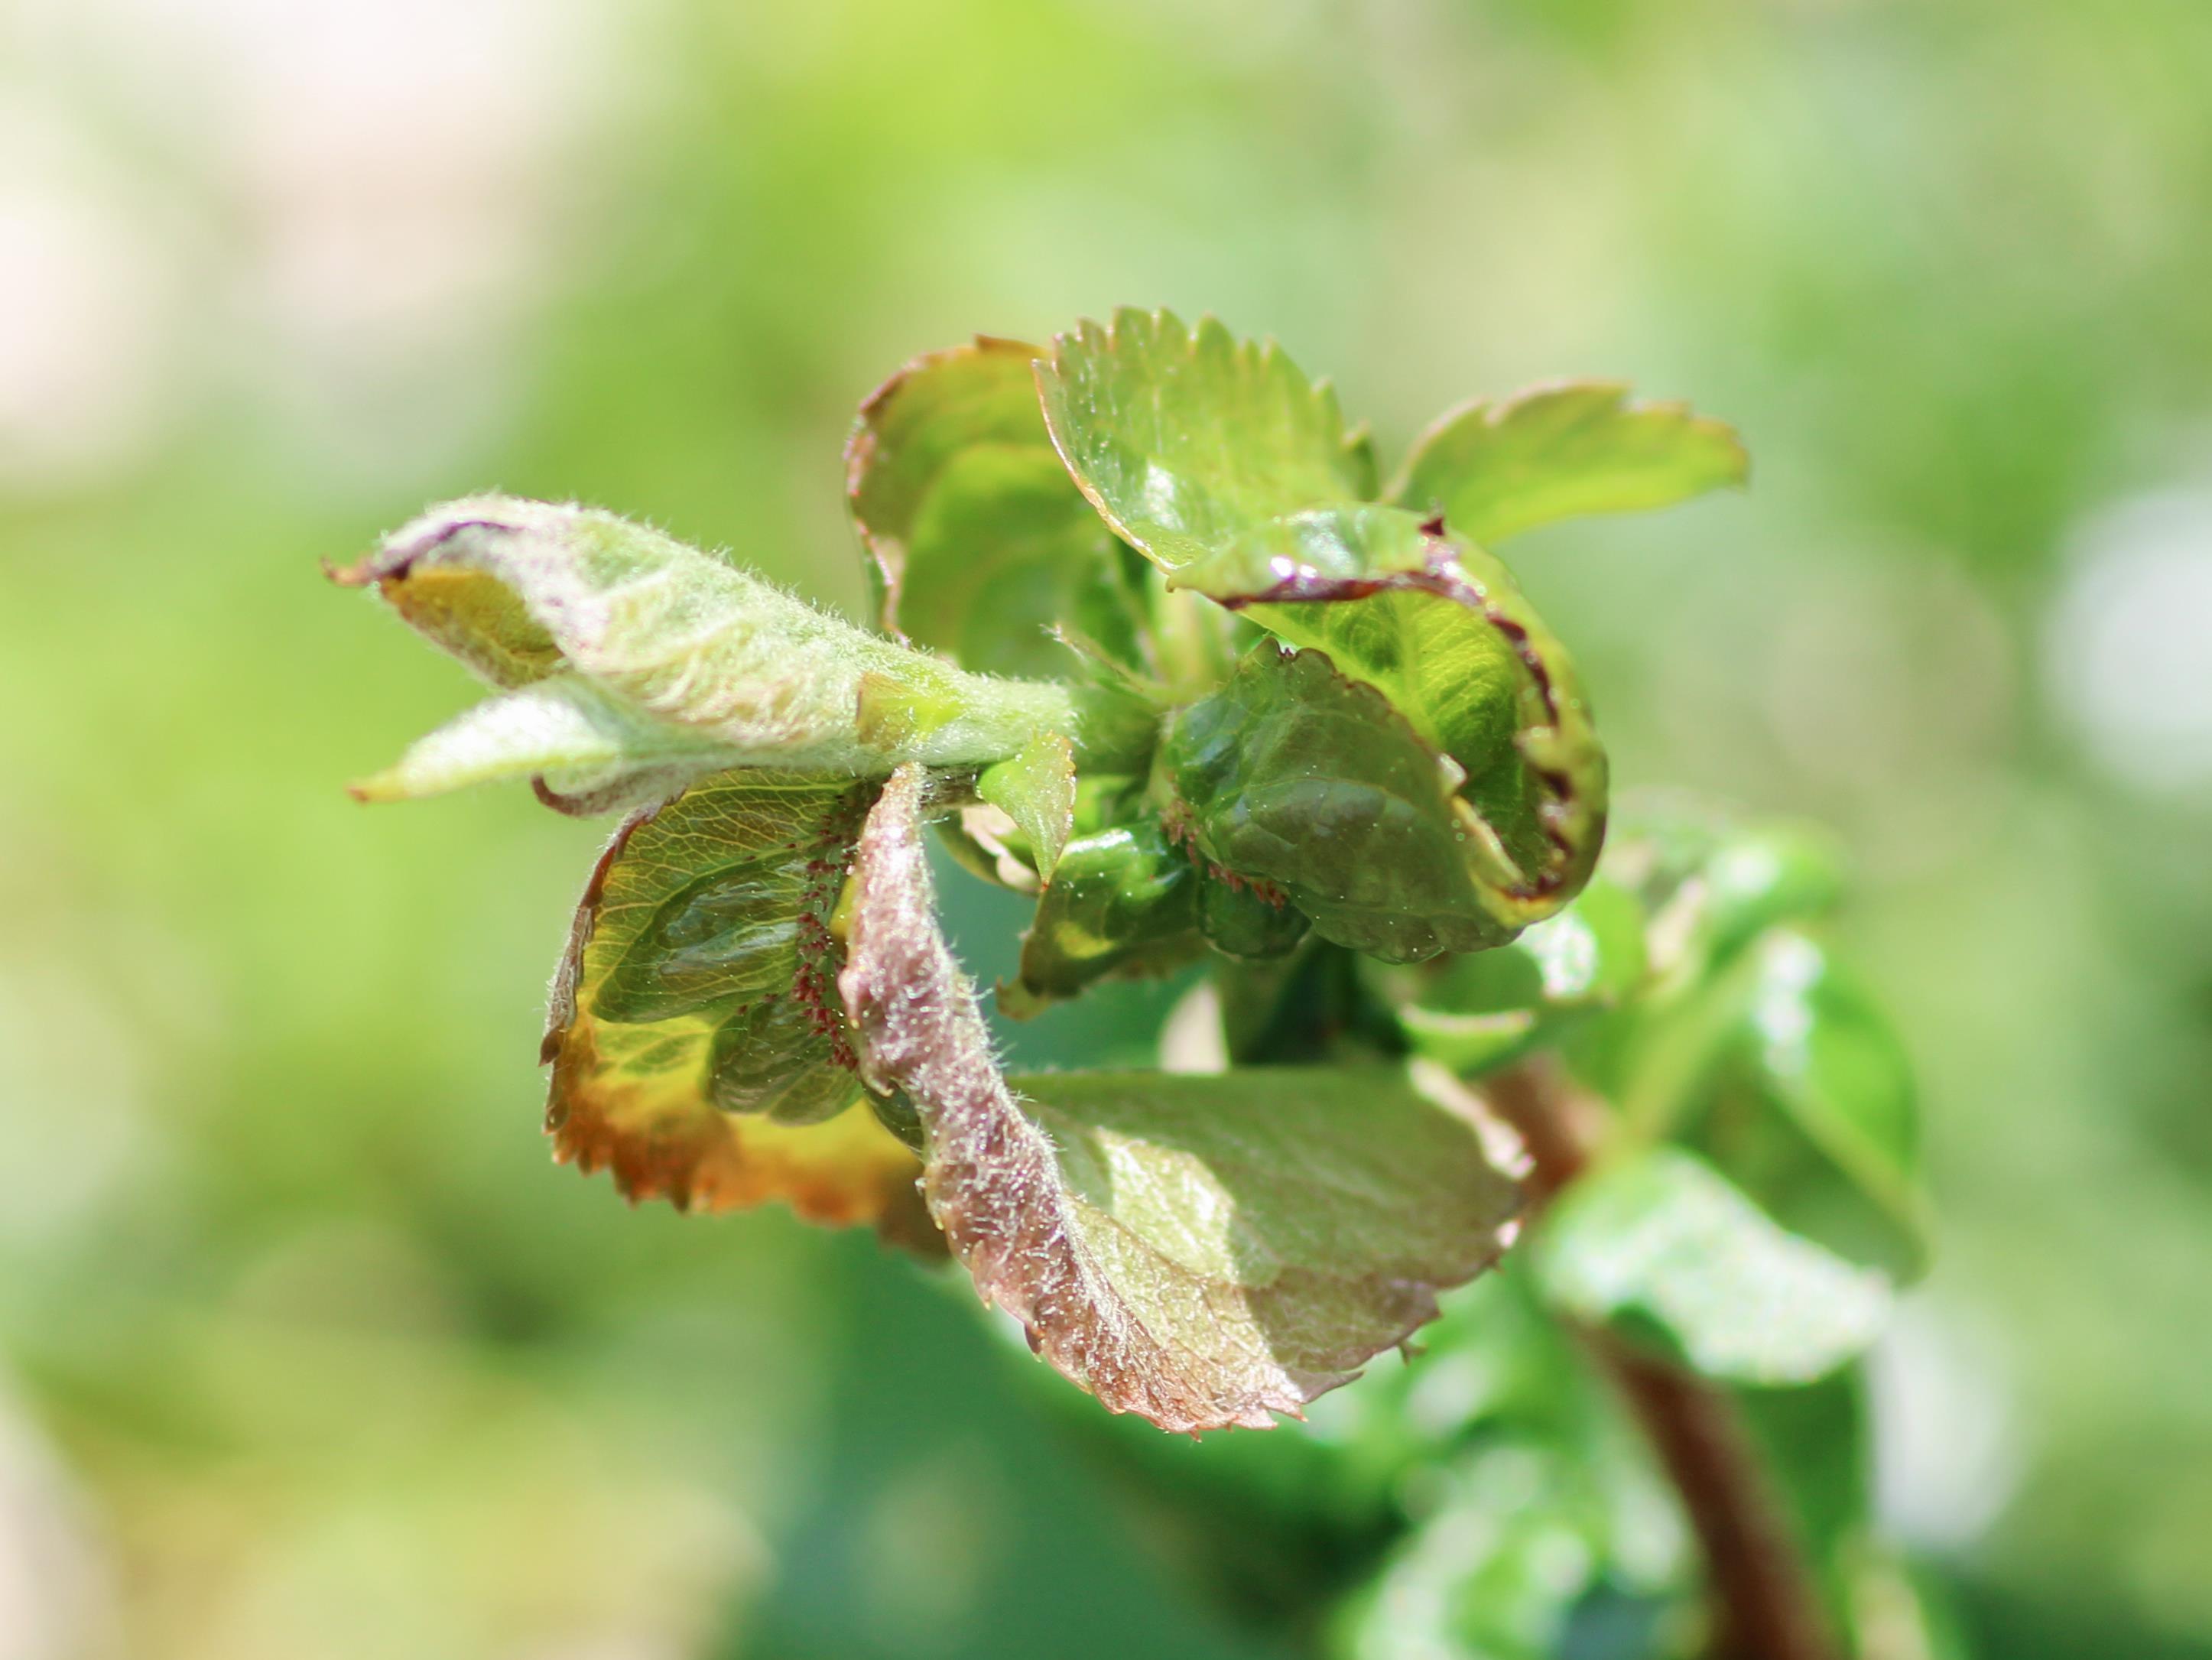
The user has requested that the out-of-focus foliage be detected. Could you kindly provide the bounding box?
[3,0,2210,1656]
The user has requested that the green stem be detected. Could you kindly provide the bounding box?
[1486,1060,1841,1660]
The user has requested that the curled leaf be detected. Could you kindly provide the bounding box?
[542,770,931,1242]
[1005,819,1203,1015]
[839,765,1525,1431]
[846,337,1146,680]
[347,676,736,810]
[1037,310,1606,933]
[1390,380,1749,547]
[1164,643,1546,960]
[976,730,1077,883]
[333,495,1074,803]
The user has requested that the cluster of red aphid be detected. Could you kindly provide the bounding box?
[786,794,866,1073]
[1160,801,1291,909]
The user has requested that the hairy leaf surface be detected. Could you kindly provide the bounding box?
[334,495,1073,803]
[840,765,1524,1431]
[542,770,931,1240]
[1390,381,1748,547]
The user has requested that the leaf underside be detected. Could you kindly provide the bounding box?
[840,765,1525,1431]
[541,770,934,1244]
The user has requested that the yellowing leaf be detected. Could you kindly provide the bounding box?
[542,771,932,1243]
[840,765,1524,1431]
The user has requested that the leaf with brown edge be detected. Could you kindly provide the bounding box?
[1036,311,1608,937]
[839,764,1525,1431]
[1390,380,1749,547]
[846,336,1147,681]
[543,769,934,1245]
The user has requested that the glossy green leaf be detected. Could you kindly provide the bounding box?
[1329,1434,1680,1660]
[1535,1148,1892,1385]
[1038,310,1606,931]
[1703,928,1929,1276]
[334,495,1074,805]
[839,765,1525,1431]
[1389,381,1749,547]
[1004,820,1203,1015]
[541,770,933,1242]
[976,729,1077,882]
[1612,809,1847,984]
[846,336,1148,680]
[1392,875,1650,1075]
[1164,642,1551,960]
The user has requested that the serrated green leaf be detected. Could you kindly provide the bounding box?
[541,770,933,1242]
[1389,381,1748,547]
[334,495,1074,804]
[1036,308,1376,570]
[977,729,1077,882]
[839,764,1525,1431]
[1535,1148,1892,1385]
[1038,310,1606,930]
[1164,642,1546,960]
[846,336,1148,680]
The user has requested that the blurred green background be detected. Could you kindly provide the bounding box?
[3,0,2210,1654]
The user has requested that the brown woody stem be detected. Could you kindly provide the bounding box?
[1486,1060,1841,1660]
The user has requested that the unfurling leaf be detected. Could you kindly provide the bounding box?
[846,336,1147,680]
[1534,1148,1891,1385]
[1165,642,1564,960]
[333,495,1074,806]
[976,730,1077,882]
[541,769,934,1243]
[346,676,740,811]
[1005,820,1203,1015]
[1037,310,1606,941]
[840,765,1525,1431]
[1389,381,1748,547]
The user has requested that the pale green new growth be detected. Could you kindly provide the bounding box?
[336,495,1074,806]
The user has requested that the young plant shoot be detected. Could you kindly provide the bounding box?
[336,312,1941,1660]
